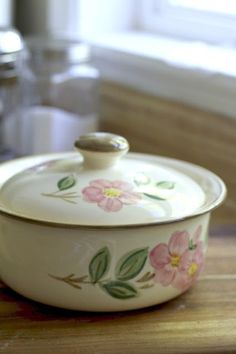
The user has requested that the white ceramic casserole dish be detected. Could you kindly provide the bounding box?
[0,133,226,311]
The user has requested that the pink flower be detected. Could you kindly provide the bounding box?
[82,179,142,212]
[149,227,204,290]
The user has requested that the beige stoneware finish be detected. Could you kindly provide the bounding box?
[0,132,226,311]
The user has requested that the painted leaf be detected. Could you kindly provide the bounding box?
[136,271,155,283]
[89,247,111,283]
[116,248,148,281]
[139,283,154,289]
[57,175,76,191]
[101,281,137,299]
[156,181,175,189]
[189,239,197,251]
[144,193,166,201]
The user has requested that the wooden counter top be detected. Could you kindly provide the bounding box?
[1,226,236,354]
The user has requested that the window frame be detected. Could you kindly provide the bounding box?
[138,0,236,44]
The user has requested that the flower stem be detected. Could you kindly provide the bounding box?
[41,192,79,204]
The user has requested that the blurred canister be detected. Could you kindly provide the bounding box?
[0,27,25,160]
[25,36,100,154]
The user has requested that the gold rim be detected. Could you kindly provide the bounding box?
[0,187,226,229]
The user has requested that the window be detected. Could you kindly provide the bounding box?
[13,0,236,118]
[169,0,236,15]
[139,0,236,44]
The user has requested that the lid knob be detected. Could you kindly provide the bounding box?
[74,132,129,168]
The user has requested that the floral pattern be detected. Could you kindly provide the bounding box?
[149,226,204,290]
[42,174,175,210]
[41,175,79,204]
[82,179,142,212]
[50,247,150,300]
[50,225,204,300]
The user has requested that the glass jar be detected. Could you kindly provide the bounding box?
[0,27,25,160]
[25,36,100,154]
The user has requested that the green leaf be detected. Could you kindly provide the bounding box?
[101,281,137,299]
[144,193,166,201]
[89,247,111,283]
[116,248,148,281]
[156,181,175,189]
[57,175,76,191]
[139,283,154,290]
[136,271,155,283]
[189,239,197,251]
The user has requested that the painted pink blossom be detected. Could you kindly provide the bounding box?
[82,179,142,212]
[149,227,204,290]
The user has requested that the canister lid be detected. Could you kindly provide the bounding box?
[0,132,226,228]
[26,36,90,66]
[0,27,24,64]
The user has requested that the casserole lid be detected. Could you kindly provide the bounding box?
[0,132,226,227]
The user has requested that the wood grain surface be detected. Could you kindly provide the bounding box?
[1,227,236,354]
[100,81,236,224]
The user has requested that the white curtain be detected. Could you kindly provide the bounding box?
[0,0,13,26]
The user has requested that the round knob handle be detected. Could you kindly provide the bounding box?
[74,132,129,168]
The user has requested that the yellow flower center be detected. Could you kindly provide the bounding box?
[188,262,198,276]
[104,188,122,198]
[171,255,180,267]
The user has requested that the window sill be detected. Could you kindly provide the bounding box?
[89,31,236,118]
